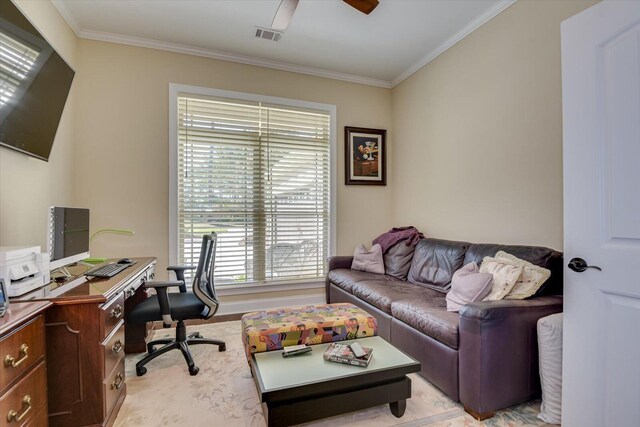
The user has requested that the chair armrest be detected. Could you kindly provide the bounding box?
[458,296,563,414]
[144,281,184,288]
[327,256,353,271]
[167,265,196,293]
[167,265,196,271]
[144,281,184,327]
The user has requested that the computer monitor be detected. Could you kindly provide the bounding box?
[48,207,90,270]
[0,278,7,317]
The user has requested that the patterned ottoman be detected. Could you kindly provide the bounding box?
[241,303,378,362]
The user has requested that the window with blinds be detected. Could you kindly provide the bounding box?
[176,94,331,286]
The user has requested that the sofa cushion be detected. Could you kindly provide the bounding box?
[496,251,551,299]
[384,242,415,280]
[351,279,442,314]
[408,238,469,293]
[327,269,381,293]
[446,262,493,312]
[463,243,562,296]
[351,243,385,274]
[391,299,460,350]
[480,256,524,301]
[463,243,554,266]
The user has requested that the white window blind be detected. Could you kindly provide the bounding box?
[176,94,331,286]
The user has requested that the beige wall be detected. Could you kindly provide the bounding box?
[2,0,597,296]
[73,40,394,279]
[0,1,78,250]
[391,0,596,250]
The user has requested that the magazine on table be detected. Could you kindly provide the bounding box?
[323,342,373,367]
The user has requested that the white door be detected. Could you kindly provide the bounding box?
[562,1,640,426]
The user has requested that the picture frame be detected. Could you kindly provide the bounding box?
[344,126,386,186]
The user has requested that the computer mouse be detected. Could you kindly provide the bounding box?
[117,258,133,264]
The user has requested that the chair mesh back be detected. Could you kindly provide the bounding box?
[192,232,219,318]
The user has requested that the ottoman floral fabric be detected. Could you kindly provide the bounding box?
[241,303,378,361]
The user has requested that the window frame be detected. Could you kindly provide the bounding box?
[168,83,337,295]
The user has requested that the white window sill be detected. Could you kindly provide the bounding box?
[215,279,325,296]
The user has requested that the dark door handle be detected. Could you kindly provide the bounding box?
[568,257,602,273]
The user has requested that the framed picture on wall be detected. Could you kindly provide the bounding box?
[345,126,386,186]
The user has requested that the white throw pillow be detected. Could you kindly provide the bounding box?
[495,251,551,299]
[351,244,385,275]
[480,256,523,301]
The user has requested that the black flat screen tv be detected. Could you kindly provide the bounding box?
[0,0,75,161]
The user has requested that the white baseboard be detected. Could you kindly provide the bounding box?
[217,293,326,315]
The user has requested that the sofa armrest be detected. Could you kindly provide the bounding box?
[325,256,353,303]
[458,296,563,415]
[327,256,353,271]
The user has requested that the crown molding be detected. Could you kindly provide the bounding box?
[52,0,392,88]
[51,0,516,90]
[391,0,517,87]
[77,29,393,88]
[51,0,81,35]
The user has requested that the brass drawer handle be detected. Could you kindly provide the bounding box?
[126,287,135,298]
[112,339,123,354]
[7,394,31,423]
[110,305,123,319]
[4,344,29,368]
[111,373,124,390]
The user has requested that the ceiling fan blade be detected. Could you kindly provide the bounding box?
[343,0,379,15]
[272,0,299,30]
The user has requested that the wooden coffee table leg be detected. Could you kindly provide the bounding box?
[389,399,406,417]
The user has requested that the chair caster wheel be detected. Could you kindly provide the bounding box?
[136,367,147,376]
[193,333,202,339]
[219,345,226,352]
[189,366,199,376]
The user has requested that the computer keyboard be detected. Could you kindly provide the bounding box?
[83,263,129,278]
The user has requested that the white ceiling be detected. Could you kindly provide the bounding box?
[52,0,515,87]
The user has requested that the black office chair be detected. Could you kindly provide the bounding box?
[129,232,226,376]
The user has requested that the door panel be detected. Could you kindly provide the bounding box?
[562,1,640,426]
[601,291,640,424]
[598,23,640,242]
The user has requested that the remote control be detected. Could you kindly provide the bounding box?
[282,345,312,357]
[349,342,367,358]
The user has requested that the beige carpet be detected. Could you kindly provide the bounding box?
[114,321,555,427]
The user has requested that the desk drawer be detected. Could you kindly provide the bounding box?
[22,405,47,427]
[103,358,125,418]
[0,361,47,427]
[101,292,125,340]
[102,321,125,378]
[0,316,45,393]
[124,272,147,299]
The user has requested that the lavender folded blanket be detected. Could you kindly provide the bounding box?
[372,226,424,253]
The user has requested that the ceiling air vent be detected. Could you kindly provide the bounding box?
[255,27,282,42]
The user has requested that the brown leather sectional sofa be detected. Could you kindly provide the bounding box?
[326,238,563,419]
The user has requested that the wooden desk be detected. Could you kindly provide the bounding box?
[0,301,52,427]
[13,257,156,427]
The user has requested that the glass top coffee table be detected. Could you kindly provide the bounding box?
[251,336,421,426]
